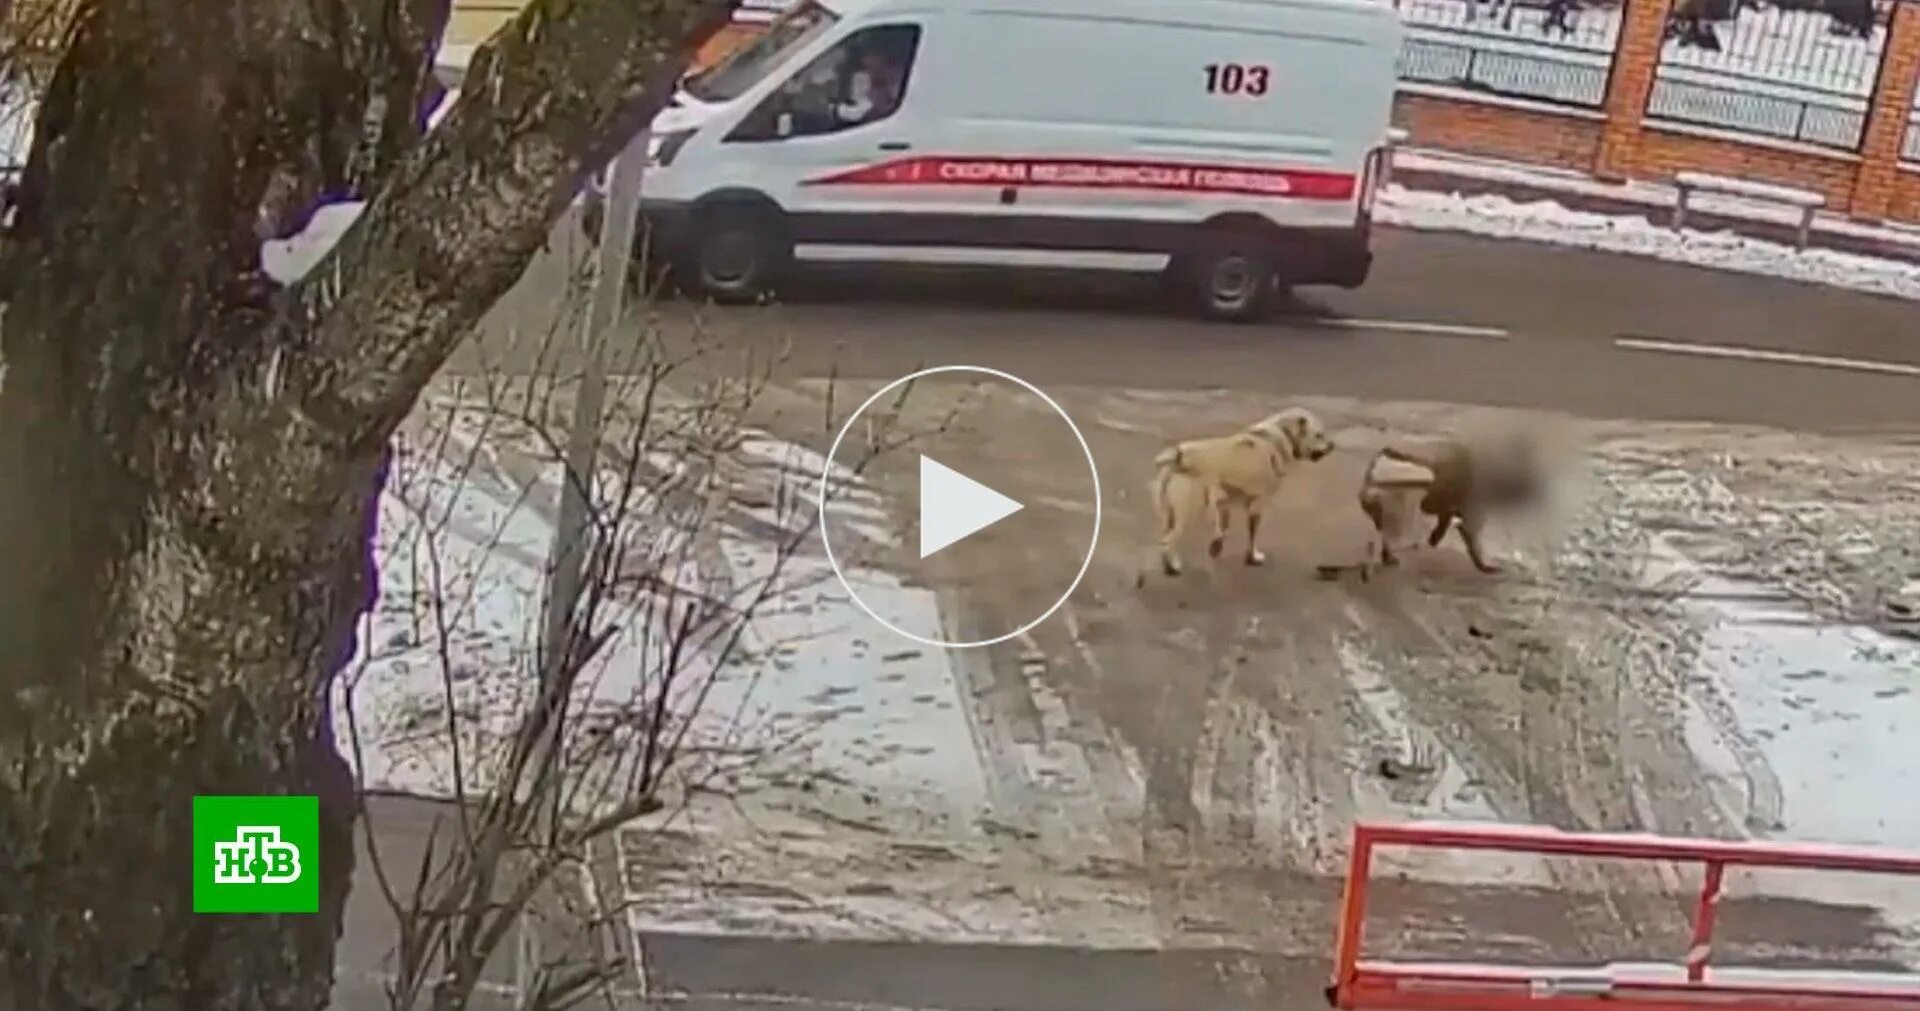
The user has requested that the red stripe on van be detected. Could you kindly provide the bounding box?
[805,156,1356,201]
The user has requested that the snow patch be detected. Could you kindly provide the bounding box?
[1,85,30,167]
[337,400,979,823]
[260,200,367,283]
[1648,534,1920,929]
[1379,186,1920,301]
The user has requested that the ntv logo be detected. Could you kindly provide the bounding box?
[212,826,304,885]
[193,795,320,913]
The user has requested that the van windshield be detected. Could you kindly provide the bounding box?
[682,3,840,104]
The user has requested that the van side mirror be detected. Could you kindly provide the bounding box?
[776,113,794,139]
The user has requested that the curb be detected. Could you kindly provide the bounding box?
[1392,163,1920,268]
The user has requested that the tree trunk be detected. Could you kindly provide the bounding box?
[0,0,734,1006]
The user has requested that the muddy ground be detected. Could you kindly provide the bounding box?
[608,377,1920,972]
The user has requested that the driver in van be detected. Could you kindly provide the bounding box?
[834,45,904,125]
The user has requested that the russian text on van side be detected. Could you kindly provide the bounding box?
[934,159,1296,195]
[1204,63,1270,96]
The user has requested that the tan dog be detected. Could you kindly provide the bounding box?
[1140,407,1335,584]
[1351,428,1544,577]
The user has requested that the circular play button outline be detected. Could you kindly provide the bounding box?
[816,365,1102,650]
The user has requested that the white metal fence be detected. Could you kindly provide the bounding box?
[1650,0,1889,149]
[1396,0,1623,106]
[1397,0,1899,151]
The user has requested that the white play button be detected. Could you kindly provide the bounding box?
[918,455,1024,559]
[818,365,1101,649]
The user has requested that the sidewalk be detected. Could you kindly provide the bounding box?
[333,798,1329,1011]
[1391,146,1920,267]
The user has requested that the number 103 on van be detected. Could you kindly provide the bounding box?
[1204,63,1271,96]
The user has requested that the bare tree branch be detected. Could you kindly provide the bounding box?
[287,0,740,447]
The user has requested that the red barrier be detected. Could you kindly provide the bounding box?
[1329,821,1920,1010]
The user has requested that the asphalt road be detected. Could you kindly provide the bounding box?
[459,225,1920,434]
[353,225,1920,1011]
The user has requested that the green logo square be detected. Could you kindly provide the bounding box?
[192,795,320,914]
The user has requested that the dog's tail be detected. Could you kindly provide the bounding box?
[1137,449,1184,587]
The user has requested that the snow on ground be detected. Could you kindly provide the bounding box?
[333,391,1163,942]
[621,390,1920,953]
[1579,430,1920,934]
[1,116,26,170]
[1378,184,1920,300]
[0,82,30,164]
[327,375,1920,955]
[1651,537,1920,845]
[336,393,981,816]
[261,200,367,282]
[1392,146,1920,246]
[1646,532,1920,930]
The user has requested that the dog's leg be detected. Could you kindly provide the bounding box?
[1156,473,1187,577]
[1243,500,1268,567]
[1208,495,1232,561]
[1458,512,1502,574]
[1427,512,1455,547]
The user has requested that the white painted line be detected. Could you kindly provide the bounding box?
[1615,336,1920,378]
[1303,317,1510,339]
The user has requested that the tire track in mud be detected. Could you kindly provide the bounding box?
[1335,452,1863,963]
[1188,601,1357,877]
[1074,581,1357,946]
[1351,590,1651,963]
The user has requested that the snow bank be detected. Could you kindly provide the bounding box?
[1379,186,1920,301]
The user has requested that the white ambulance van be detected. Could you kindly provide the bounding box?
[642,0,1403,321]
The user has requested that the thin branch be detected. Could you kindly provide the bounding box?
[286,0,740,447]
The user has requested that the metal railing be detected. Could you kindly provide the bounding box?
[1396,0,1624,107]
[1328,820,1920,1011]
[1648,0,1890,149]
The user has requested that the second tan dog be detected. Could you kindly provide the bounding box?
[1354,428,1544,576]
[1140,407,1335,584]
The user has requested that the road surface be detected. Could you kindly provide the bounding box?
[456,225,1920,433]
[337,225,1920,1010]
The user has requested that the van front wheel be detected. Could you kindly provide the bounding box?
[686,210,788,304]
[1186,242,1278,323]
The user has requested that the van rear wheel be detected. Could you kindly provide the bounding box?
[686,209,789,304]
[1184,241,1279,323]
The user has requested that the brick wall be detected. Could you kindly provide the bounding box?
[1630,128,1865,205]
[1393,90,1602,173]
[1400,0,1920,224]
[1891,167,1920,220]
